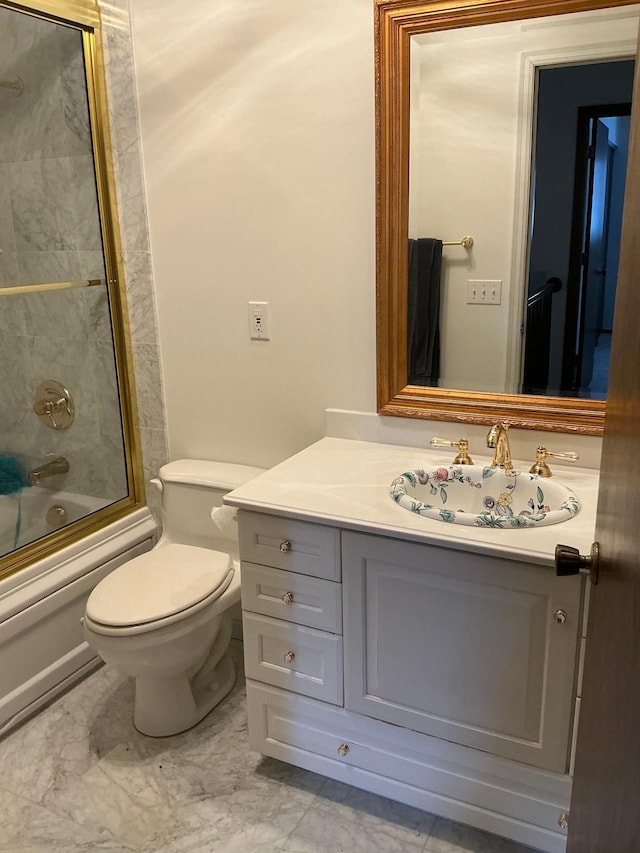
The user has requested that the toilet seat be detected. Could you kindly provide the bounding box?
[86,544,234,630]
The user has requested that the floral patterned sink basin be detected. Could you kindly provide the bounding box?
[390,465,580,528]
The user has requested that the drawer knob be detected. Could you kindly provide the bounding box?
[554,609,568,625]
[337,743,350,757]
[282,591,294,604]
[284,650,295,663]
[279,540,292,553]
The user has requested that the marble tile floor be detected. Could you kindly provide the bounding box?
[0,641,538,853]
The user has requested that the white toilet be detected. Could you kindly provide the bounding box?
[83,459,264,737]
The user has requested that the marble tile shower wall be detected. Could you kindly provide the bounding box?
[100,0,169,516]
[0,1,168,512]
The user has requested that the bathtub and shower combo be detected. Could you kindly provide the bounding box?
[0,0,157,734]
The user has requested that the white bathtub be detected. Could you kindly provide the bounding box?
[0,487,108,559]
[0,501,157,736]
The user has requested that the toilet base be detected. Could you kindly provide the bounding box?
[133,651,236,737]
[132,613,236,737]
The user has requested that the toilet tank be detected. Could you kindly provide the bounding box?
[157,459,265,551]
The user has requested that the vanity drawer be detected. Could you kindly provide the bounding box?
[241,563,342,633]
[238,512,341,580]
[243,612,343,705]
[246,681,571,852]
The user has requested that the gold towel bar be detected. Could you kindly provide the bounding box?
[0,279,103,297]
[442,236,474,249]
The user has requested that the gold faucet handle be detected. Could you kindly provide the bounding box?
[529,446,579,478]
[430,437,473,465]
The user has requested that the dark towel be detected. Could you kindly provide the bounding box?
[408,238,442,386]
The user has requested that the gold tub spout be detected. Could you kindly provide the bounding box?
[486,422,513,471]
[28,456,70,485]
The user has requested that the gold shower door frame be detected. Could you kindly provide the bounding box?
[0,0,146,579]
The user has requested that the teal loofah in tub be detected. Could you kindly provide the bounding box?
[0,455,31,549]
[0,455,29,495]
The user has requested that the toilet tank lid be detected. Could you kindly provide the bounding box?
[159,459,266,489]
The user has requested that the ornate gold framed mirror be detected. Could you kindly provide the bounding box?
[376,0,639,434]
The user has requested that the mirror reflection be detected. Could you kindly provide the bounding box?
[0,6,128,560]
[407,6,638,399]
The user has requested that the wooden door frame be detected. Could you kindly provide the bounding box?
[562,101,631,393]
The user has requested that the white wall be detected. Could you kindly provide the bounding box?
[129,2,634,470]
[129,0,376,470]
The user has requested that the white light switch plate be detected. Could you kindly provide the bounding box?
[467,280,502,305]
[249,301,270,340]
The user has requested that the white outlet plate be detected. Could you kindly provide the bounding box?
[467,280,502,305]
[249,301,270,340]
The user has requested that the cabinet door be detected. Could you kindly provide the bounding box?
[343,532,583,772]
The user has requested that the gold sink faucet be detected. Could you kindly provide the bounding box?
[429,437,473,465]
[529,446,579,478]
[486,421,513,471]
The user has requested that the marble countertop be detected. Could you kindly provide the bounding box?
[225,437,600,568]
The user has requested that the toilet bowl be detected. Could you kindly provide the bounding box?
[83,459,264,737]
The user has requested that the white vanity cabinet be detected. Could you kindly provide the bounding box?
[238,509,584,853]
[225,435,600,853]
